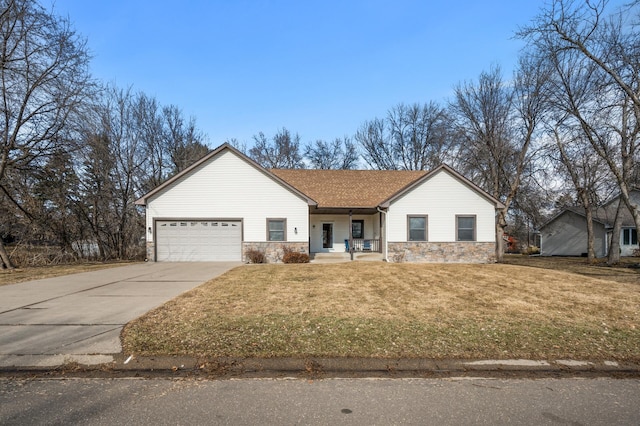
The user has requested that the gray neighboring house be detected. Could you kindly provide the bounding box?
[539,190,640,257]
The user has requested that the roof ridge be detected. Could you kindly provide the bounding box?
[270,168,428,208]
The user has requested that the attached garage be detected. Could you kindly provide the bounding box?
[136,144,313,263]
[155,220,242,261]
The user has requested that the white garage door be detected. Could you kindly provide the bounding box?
[156,220,242,261]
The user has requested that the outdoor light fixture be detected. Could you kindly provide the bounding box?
[148,226,152,234]
[294,227,298,234]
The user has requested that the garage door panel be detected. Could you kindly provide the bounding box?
[156,220,242,261]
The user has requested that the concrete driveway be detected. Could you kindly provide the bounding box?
[0,262,240,368]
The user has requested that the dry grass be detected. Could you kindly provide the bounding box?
[503,255,640,285]
[123,262,640,361]
[0,262,138,286]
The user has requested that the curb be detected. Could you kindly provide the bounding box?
[2,355,640,378]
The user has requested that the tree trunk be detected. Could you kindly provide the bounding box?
[607,199,623,265]
[0,239,15,269]
[584,205,596,263]
[495,212,506,262]
[575,187,596,262]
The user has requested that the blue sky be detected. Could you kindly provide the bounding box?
[45,1,565,147]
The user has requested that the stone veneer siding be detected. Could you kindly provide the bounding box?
[243,242,309,263]
[388,242,496,263]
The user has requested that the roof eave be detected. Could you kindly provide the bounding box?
[379,164,505,209]
[135,143,317,207]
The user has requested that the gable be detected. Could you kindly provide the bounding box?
[141,147,313,244]
[596,190,640,228]
[382,165,503,209]
[541,189,640,231]
[540,210,607,256]
[136,144,314,207]
[388,167,499,211]
[386,168,499,242]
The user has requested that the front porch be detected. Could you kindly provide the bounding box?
[310,251,384,263]
[347,238,381,252]
[309,210,385,258]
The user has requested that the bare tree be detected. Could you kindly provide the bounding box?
[388,102,452,170]
[536,30,615,261]
[75,86,145,260]
[355,118,397,170]
[0,0,93,268]
[134,93,166,191]
[355,102,453,170]
[451,61,547,261]
[249,128,304,168]
[225,138,248,154]
[304,136,359,169]
[520,0,640,252]
[162,105,208,174]
[548,122,611,261]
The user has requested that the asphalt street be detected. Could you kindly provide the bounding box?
[1,377,639,425]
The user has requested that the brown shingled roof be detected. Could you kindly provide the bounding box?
[270,169,428,208]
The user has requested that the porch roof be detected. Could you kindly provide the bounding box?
[270,169,427,208]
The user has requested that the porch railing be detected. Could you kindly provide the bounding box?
[346,238,380,252]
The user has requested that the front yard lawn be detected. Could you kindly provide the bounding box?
[122,262,640,361]
[503,255,640,285]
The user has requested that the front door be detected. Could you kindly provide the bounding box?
[322,223,333,249]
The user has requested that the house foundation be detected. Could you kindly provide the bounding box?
[243,242,309,263]
[388,242,496,263]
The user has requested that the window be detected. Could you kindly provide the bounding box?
[623,228,638,245]
[407,215,427,241]
[352,220,364,239]
[456,215,476,241]
[267,218,286,241]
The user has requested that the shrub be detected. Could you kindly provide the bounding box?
[245,249,266,264]
[283,251,310,263]
[282,246,309,264]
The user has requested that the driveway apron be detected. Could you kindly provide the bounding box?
[0,262,239,367]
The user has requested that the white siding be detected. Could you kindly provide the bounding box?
[146,150,309,243]
[309,214,380,252]
[387,169,496,242]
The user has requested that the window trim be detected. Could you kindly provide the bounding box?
[622,228,638,246]
[266,218,287,242]
[407,215,428,242]
[456,215,476,242]
[352,220,364,239]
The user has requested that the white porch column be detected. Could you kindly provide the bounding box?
[378,207,388,261]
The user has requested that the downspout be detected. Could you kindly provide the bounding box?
[349,210,354,261]
[377,207,388,262]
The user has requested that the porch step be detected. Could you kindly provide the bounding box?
[354,252,384,261]
[310,252,384,263]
